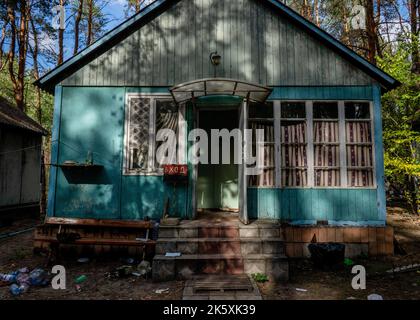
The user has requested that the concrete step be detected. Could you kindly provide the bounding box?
[156,238,285,255]
[152,253,289,282]
[158,225,283,239]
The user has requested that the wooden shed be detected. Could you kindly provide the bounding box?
[35,0,399,280]
[0,97,46,220]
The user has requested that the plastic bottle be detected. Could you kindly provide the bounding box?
[1,273,17,283]
[9,284,21,296]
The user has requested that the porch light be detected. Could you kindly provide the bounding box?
[210,52,222,66]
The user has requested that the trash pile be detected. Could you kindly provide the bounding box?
[105,260,152,280]
[0,267,49,296]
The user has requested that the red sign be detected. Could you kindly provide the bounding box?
[163,164,188,176]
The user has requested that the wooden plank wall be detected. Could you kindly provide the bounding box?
[62,0,374,87]
[0,127,42,208]
[247,188,380,223]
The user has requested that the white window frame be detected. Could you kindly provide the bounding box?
[124,93,180,176]
[247,101,276,188]
[273,99,376,189]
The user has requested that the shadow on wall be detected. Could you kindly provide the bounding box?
[61,166,112,185]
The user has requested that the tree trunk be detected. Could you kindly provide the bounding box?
[365,0,377,64]
[57,0,65,65]
[74,0,84,55]
[30,15,46,218]
[314,0,320,26]
[7,0,29,111]
[410,0,420,74]
[87,0,93,45]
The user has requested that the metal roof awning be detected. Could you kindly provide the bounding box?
[169,78,273,104]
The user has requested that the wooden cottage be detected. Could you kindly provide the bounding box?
[35,0,399,281]
[0,97,46,221]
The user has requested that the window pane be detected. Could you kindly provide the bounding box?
[346,145,374,167]
[313,121,339,143]
[346,122,372,143]
[128,97,150,171]
[281,102,306,118]
[281,121,307,144]
[156,99,178,167]
[281,119,308,187]
[345,102,370,119]
[315,170,340,187]
[313,102,338,119]
[248,168,275,187]
[282,169,307,187]
[348,169,374,187]
[249,101,274,118]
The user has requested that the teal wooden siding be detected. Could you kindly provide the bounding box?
[270,86,374,100]
[47,85,385,224]
[50,87,188,220]
[54,87,125,219]
[61,0,375,87]
[247,188,381,225]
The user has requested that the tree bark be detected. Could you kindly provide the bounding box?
[7,0,29,111]
[57,0,65,65]
[29,15,46,218]
[74,0,84,55]
[87,0,93,45]
[410,0,420,74]
[365,0,377,64]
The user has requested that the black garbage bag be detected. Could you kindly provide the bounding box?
[308,243,345,269]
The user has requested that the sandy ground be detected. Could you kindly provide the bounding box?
[0,207,419,300]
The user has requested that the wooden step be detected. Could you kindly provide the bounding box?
[192,275,253,293]
[158,225,283,239]
[156,238,285,255]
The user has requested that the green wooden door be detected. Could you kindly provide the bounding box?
[197,109,239,210]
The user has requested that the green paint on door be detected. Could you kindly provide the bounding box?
[197,109,239,210]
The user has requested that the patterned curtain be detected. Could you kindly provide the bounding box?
[346,121,374,187]
[314,121,340,186]
[281,121,307,187]
[248,122,275,187]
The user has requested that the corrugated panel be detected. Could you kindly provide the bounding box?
[62,0,374,87]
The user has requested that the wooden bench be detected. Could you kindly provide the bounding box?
[34,217,156,259]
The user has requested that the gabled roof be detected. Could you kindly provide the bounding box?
[0,97,47,135]
[35,0,400,93]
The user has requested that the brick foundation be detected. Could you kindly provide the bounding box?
[283,226,394,258]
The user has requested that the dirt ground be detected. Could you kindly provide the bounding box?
[0,207,419,300]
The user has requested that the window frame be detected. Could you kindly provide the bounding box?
[271,99,376,190]
[123,93,180,176]
[247,101,276,188]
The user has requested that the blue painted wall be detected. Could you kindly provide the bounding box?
[48,85,385,224]
[51,87,188,220]
[247,188,382,225]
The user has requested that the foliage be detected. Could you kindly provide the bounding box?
[0,64,53,134]
[252,273,269,283]
[378,42,420,213]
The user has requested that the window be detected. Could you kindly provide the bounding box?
[125,95,179,175]
[276,100,374,188]
[345,102,374,187]
[280,102,308,187]
[313,102,340,187]
[248,102,275,187]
